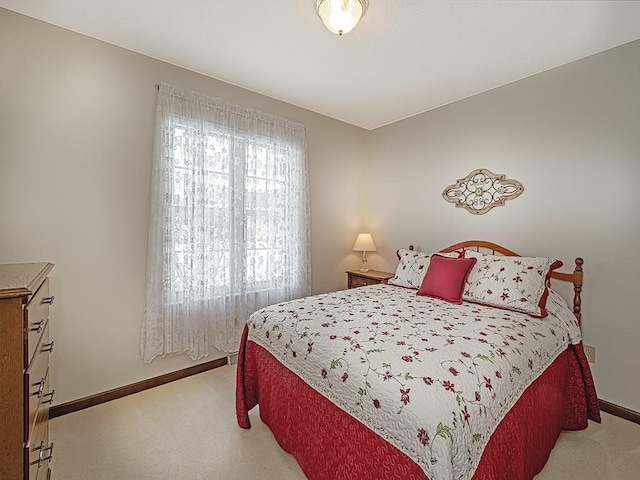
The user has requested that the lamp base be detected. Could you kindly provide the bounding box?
[360,250,369,272]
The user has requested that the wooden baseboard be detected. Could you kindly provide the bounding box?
[599,399,640,425]
[50,357,228,419]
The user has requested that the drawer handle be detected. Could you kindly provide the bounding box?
[43,341,55,353]
[31,441,54,466]
[43,295,55,305]
[41,442,54,463]
[31,378,46,398]
[31,320,45,333]
[43,389,56,404]
[30,442,45,466]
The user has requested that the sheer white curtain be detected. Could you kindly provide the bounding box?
[141,83,311,363]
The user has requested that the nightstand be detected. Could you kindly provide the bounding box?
[347,270,394,289]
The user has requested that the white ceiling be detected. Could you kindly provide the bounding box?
[3,0,640,130]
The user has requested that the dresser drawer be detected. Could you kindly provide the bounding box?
[25,420,51,480]
[347,270,393,289]
[350,275,373,288]
[25,278,52,366]
[25,368,52,445]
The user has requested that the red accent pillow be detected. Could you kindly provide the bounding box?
[417,255,478,304]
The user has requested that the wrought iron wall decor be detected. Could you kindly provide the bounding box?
[442,168,524,215]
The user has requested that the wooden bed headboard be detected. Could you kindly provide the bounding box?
[403,240,584,325]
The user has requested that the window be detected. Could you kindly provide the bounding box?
[142,83,310,363]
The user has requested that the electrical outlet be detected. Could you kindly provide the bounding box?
[584,345,596,364]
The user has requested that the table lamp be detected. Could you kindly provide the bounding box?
[352,233,376,272]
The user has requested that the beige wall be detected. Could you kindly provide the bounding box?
[363,39,640,412]
[2,8,638,414]
[0,9,365,404]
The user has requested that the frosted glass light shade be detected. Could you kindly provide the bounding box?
[352,233,376,252]
[315,0,368,36]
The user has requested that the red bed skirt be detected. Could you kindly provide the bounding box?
[236,326,600,480]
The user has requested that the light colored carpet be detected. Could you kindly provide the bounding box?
[51,365,640,479]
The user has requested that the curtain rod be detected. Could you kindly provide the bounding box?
[152,83,305,132]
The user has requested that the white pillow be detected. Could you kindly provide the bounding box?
[388,249,459,289]
[462,250,563,317]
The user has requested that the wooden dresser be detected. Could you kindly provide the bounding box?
[0,263,55,480]
[346,270,393,289]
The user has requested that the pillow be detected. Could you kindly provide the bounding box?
[417,255,478,304]
[462,250,563,318]
[388,249,459,289]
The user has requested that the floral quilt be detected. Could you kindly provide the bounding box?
[246,284,582,480]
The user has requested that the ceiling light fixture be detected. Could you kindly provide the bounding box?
[315,0,368,36]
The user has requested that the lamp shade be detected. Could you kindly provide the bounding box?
[352,233,376,252]
[315,0,368,36]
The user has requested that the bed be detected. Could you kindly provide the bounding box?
[236,240,600,480]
